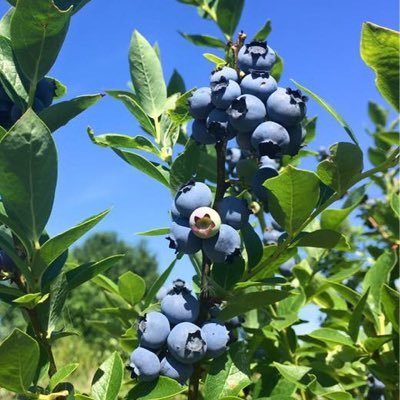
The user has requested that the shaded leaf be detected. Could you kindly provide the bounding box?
[308,328,354,347]
[348,288,370,342]
[381,284,399,332]
[216,0,244,38]
[127,376,186,400]
[294,229,345,249]
[136,227,170,236]
[179,32,226,49]
[167,69,186,96]
[252,20,272,41]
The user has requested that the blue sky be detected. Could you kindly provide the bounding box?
[1,0,397,284]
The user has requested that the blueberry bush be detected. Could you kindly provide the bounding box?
[0,0,399,399]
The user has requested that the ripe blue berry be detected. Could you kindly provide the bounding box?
[206,108,236,141]
[129,347,160,381]
[203,223,241,263]
[236,130,254,152]
[367,375,385,400]
[10,98,45,123]
[267,87,307,127]
[211,78,241,110]
[167,322,207,364]
[188,87,214,120]
[251,166,278,202]
[259,155,279,169]
[226,315,244,329]
[238,41,276,73]
[160,354,193,384]
[240,71,277,102]
[318,146,330,161]
[36,78,55,108]
[137,311,171,349]
[210,67,238,84]
[226,147,242,172]
[271,219,284,232]
[171,201,181,222]
[161,279,200,325]
[174,181,212,218]
[251,121,290,158]
[227,94,266,132]
[279,258,296,276]
[191,119,216,144]
[201,320,230,358]
[168,218,202,255]
[0,250,17,279]
[156,286,170,301]
[286,124,303,156]
[217,196,250,230]
[263,229,281,245]
[0,87,10,103]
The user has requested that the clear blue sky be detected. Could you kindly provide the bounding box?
[1,0,397,283]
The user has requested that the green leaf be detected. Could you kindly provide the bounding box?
[272,362,311,388]
[294,229,344,249]
[368,101,388,127]
[219,289,290,320]
[106,91,155,135]
[0,8,13,39]
[317,142,363,195]
[136,227,170,236]
[92,352,123,400]
[129,30,167,118]
[363,250,397,311]
[54,0,91,14]
[0,36,28,108]
[203,342,251,399]
[270,52,284,82]
[169,139,202,190]
[127,376,186,400]
[0,329,39,393]
[292,80,359,145]
[179,32,226,49]
[66,255,124,290]
[381,284,399,332]
[303,116,317,145]
[40,94,103,133]
[348,288,370,342]
[212,257,245,290]
[307,328,354,347]
[88,129,162,158]
[113,149,170,188]
[38,209,110,274]
[167,69,186,96]
[264,166,320,235]
[361,22,399,111]
[216,0,244,38]
[203,52,226,66]
[364,335,392,352]
[13,292,49,309]
[49,363,79,391]
[390,191,400,217]
[252,20,272,41]
[0,283,23,304]
[0,109,57,242]
[167,88,195,126]
[118,271,146,306]
[242,222,263,268]
[10,0,72,81]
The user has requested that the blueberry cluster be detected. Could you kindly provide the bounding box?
[128,279,240,384]
[189,41,308,199]
[0,79,56,129]
[168,180,250,262]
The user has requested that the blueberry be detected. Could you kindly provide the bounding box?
[168,218,203,255]
[240,71,277,102]
[238,41,276,73]
[0,250,17,280]
[217,196,249,230]
[137,311,171,349]
[267,87,307,127]
[201,320,230,358]
[206,109,236,141]
[191,119,216,144]
[227,94,266,132]
[174,181,212,218]
[0,86,11,103]
[279,258,296,276]
[171,201,181,222]
[262,229,281,245]
[156,286,170,301]
[251,166,278,202]
[211,78,241,110]
[160,354,193,384]
[10,98,45,123]
[318,146,330,161]
[167,322,207,364]
[129,347,160,381]
[226,147,242,172]
[236,130,254,152]
[226,316,244,329]
[189,206,221,239]
[367,375,385,400]
[203,223,241,263]
[251,121,290,158]
[161,279,200,325]
[0,101,12,128]
[286,124,303,156]
[259,155,279,169]
[36,78,55,108]
[210,67,238,84]
[271,219,284,232]
[209,303,222,318]
[188,87,214,120]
